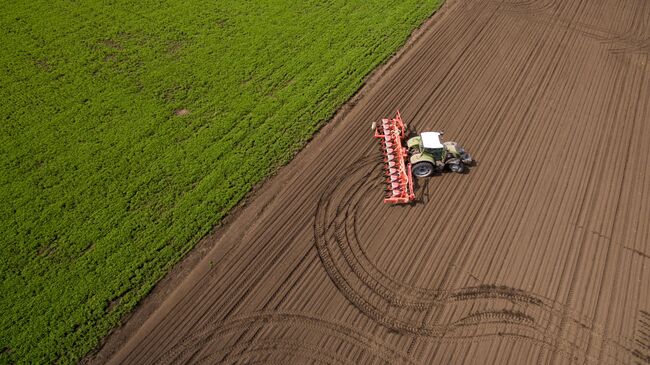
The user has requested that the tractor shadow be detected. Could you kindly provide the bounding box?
[412,160,478,205]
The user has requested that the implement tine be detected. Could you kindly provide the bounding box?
[372,110,414,204]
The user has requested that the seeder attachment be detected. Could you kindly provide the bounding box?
[372,111,415,204]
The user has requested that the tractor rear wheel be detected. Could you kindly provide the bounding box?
[412,162,435,177]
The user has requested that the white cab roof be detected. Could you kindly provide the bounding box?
[420,132,444,149]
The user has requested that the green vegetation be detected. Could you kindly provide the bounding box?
[0,0,441,362]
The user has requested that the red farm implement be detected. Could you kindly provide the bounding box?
[372,111,415,204]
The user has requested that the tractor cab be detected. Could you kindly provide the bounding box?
[419,132,445,162]
[407,131,446,162]
[407,131,457,177]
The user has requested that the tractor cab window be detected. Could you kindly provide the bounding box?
[426,148,445,161]
[409,143,422,155]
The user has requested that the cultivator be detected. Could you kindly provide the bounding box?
[372,111,415,204]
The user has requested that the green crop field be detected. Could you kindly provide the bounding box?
[0,0,441,363]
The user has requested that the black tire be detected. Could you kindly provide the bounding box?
[449,162,464,173]
[412,161,435,177]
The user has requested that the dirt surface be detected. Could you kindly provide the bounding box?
[100,0,650,363]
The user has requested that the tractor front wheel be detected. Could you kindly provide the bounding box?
[412,162,435,178]
[449,162,465,173]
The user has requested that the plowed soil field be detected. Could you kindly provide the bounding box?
[101,0,650,363]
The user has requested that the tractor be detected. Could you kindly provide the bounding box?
[407,131,473,177]
[371,111,473,204]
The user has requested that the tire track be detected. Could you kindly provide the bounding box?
[312,155,638,364]
[148,312,419,365]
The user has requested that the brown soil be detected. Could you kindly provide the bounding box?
[99,39,122,50]
[173,108,190,116]
[92,0,650,363]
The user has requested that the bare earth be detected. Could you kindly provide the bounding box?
[101,0,650,363]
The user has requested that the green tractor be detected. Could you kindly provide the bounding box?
[406,131,473,177]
